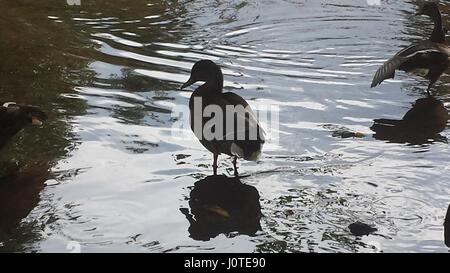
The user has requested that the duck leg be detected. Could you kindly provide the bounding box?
[213,153,218,175]
[426,65,446,96]
[427,79,438,96]
[233,156,238,177]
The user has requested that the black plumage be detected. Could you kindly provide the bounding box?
[181,60,265,176]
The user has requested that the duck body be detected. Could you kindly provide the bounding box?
[183,60,264,175]
[189,89,264,160]
[371,3,449,93]
[0,102,47,150]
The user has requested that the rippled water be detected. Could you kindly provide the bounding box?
[1,0,450,253]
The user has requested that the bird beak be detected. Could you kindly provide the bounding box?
[31,116,43,126]
[180,77,195,90]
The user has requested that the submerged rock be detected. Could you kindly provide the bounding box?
[348,222,377,236]
[323,124,365,139]
[332,130,365,139]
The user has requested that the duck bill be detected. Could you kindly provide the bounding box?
[31,116,43,126]
[181,77,195,90]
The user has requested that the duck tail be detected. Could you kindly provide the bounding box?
[244,141,263,161]
[231,140,264,161]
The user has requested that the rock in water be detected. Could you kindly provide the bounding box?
[348,222,377,236]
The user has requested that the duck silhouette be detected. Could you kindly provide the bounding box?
[371,96,448,144]
[180,175,262,241]
[0,102,47,150]
[181,60,265,176]
[371,3,450,94]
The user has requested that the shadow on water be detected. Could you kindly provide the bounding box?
[180,175,262,241]
[0,162,49,251]
[371,97,449,144]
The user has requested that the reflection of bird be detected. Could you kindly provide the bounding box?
[371,97,449,144]
[417,2,446,44]
[371,3,450,94]
[0,162,49,239]
[181,60,265,176]
[180,175,262,241]
[0,102,47,150]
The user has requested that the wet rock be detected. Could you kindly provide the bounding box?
[348,222,377,236]
[332,130,365,139]
[323,124,365,139]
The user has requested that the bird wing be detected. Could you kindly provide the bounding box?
[370,56,405,88]
[370,42,445,88]
[221,92,265,142]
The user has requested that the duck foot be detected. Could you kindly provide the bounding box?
[232,156,239,177]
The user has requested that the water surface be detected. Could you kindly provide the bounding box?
[1,0,450,253]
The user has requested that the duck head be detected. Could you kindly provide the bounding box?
[24,105,48,126]
[181,60,223,90]
[3,102,47,126]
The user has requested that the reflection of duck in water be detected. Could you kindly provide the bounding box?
[180,175,262,241]
[0,102,47,150]
[371,97,448,144]
[0,162,49,239]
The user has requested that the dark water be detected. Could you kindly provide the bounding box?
[1,0,450,253]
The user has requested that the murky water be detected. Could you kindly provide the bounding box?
[1,0,450,253]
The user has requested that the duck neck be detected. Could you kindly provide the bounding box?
[205,79,223,93]
[201,71,224,95]
[430,11,446,43]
